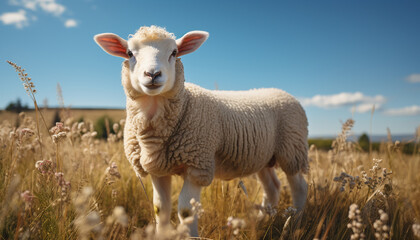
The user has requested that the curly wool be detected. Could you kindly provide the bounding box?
[123,59,309,186]
[129,25,176,42]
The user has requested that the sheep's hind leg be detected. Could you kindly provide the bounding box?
[151,175,172,232]
[257,167,281,216]
[286,172,308,211]
[178,175,202,237]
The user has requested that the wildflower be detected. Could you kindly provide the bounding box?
[55,172,65,185]
[35,159,56,175]
[112,123,119,133]
[7,61,37,98]
[12,128,36,146]
[9,131,17,140]
[105,162,121,185]
[50,122,70,143]
[333,172,361,192]
[332,119,355,153]
[363,159,392,190]
[55,172,71,202]
[227,216,246,236]
[108,206,128,227]
[20,190,34,210]
[77,122,87,133]
[19,128,35,139]
[143,222,190,240]
[117,119,125,139]
[309,144,316,152]
[82,131,97,142]
[190,198,204,218]
[347,204,365,240]
[373,209,389,240]
[334,158,392,192]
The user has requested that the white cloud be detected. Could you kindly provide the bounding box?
[301,92,386,113]
[384,105,420,116]
[64,19,77,28]
[353,103,380,113]
[4,0,77,29]
[11,0,66,15]
[406,74,420,83]
[0,9,28,28]
[39,0,65,16]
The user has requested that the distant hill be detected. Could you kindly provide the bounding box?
[0,108,126,128]
[309,134,416,142]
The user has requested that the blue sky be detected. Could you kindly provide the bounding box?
[1,0,419,136]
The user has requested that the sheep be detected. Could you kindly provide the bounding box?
[94,25,309,237]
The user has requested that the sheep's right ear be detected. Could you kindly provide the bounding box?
[94,33,129,59]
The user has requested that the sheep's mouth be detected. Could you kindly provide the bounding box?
[143,84,162,90]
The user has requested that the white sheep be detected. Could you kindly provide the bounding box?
[94,25,309,237]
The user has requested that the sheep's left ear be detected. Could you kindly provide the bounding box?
[176,31,209,57]
[94,33,129,59]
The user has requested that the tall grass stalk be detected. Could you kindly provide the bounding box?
[6,61,51,156]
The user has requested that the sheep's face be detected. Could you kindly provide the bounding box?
[94,26,208,97]
[126,38,177,96]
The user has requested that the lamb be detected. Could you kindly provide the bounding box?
[94,25,309,237]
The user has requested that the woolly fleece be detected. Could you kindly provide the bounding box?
[123,59,309,187]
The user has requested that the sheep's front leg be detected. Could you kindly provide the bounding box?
[178,175,202,237]
[151,175,172,232]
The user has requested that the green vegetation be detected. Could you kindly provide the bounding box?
[94,115,116,139]
[309,133,416,154]
[358,133,370,152]
[5,98,29,113]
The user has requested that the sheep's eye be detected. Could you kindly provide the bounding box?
[127,50,133,58]
[169,50,177,61]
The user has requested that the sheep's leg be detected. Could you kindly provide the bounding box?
[286,172,308,211]
[151,175,172,232]
[257,167,281,216]
[178,176,202,237]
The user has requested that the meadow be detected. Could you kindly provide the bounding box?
[1,62,419,239]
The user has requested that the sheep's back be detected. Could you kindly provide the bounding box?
[185,83,306,179]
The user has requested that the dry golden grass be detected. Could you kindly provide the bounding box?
[1,61,419,239]
[1,112,419,240]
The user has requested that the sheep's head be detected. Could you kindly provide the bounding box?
[94,26,208,96]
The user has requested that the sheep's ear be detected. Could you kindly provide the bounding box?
[176,31,209,57]
[94,33,129,59]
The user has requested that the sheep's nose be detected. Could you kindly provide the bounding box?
[144,70,162,81]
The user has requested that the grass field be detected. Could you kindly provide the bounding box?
[1,110,420,240]
[1,62,420,239]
